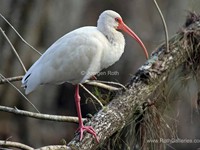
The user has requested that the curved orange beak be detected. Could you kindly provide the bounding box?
[117,19,149,59]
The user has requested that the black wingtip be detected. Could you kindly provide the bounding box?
[24,73,31,81]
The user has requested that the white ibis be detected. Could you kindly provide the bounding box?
[22,10,148,142]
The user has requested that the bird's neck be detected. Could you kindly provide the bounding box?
[98,25,124,46]
[97,26,125,70]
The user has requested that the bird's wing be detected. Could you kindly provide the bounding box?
[22,27,107,94]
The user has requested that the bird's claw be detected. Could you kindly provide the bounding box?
[76,125,99,143]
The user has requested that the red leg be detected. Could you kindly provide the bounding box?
[90,75,97,80]
[74,84,99,142]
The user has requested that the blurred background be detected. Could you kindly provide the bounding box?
[0,0,200,149]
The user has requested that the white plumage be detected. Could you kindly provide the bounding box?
[22,10,127,94]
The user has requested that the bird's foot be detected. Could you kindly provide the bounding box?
[76,125,99,143]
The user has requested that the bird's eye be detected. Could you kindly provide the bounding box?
[115,18,119,22]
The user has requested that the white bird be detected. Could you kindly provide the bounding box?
[22,10,149,142]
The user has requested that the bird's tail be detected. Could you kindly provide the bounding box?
[22,68,40,95]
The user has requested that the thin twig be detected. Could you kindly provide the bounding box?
[85,80,126,91]
[0,76,126,91]
[0,75,23,84]
[0,140,34,150]
[0,27,27,73]
[0,13,42,55]
[153,0,169,52]
[0,74,40,113]
[80,84,104,108]
[0,105,83,123]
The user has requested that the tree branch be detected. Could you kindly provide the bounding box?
[153,0,169,52]
[0,140,71,150]
[0,12,42,55]
[0,140,34,150]
[0,76,123,91]
[0,28,27,73]
[0,75,23,84]
[35,145,71,150]
[0,105,83,123]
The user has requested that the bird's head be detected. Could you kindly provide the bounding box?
[98,10,149,59]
